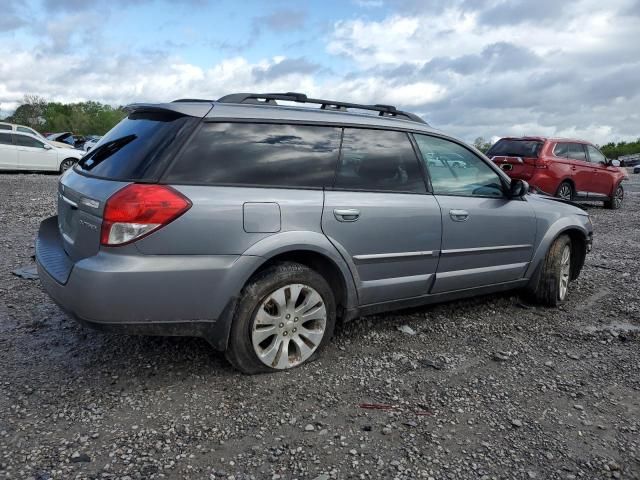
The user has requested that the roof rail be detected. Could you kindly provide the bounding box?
[216,92,427,124]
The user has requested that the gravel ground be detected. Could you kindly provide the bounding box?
[0,172,639,480]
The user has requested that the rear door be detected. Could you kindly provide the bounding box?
[567,143,591,198]
[0,132,18,169]
[14,134,58,170]
[585,144,614,197]
[322,128,441,305]
[414,134,536,293]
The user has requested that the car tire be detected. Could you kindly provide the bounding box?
[604,184,623,209]
[555,181,574,201]
[527,234,572,307]
[226,262,336,374]
[59,159,75,173]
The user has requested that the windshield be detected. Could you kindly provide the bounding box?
[487,139,543,158]
[75,110,197,181]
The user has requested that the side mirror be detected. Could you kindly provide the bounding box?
[610,159,621,167]
[43,144,53,150]
[509,179,529,198]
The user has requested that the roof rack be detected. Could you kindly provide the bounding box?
[216,92,427,124]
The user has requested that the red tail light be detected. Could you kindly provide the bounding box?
[101,184,191,246]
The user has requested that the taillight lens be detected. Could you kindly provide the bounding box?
[101,184,191,246]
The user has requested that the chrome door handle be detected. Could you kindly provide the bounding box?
[449,209,469,222]
[334,208,360,222]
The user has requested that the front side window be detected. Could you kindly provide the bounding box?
[568,143,587,161]
[586,145,607,164]
[167,123,341,188]
[14,135,45,148]
[334,128,425,193]
[415,134,504,197]
[0,133,13,145]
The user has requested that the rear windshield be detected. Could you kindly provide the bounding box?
[76,111,197,181]
[486,139,543,158]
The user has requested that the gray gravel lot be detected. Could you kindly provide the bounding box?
[1,172,639,480]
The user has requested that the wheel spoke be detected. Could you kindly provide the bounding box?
[270,288,287,311]
[274,338,291,369]
[295,289,323,314]
[254,308,280,326]
[291,336,313,361]
[258,337,282,366]
[286,284,304,310]
[298,325,324,347]
[252,325,277,344]
[301,303,326,320]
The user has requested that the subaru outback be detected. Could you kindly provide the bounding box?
[36,92,593,373]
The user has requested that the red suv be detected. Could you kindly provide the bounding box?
[487,137,627,209]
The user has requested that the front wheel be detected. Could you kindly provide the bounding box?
[604,184,623,209]
[59,159,75,173]
[226,262,336,374]
[526,234,572,307]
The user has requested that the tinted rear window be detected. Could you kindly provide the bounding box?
[487,139,543,158]
[165,123,341,188]
[76,111,197,181]
[334,128,426,193]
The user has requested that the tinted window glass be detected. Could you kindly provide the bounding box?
[586,145,606,164]
[486,139,542,158]
[0,124,11,131]
[0,133,13,145]
[77,111,197,181]
[553,142,569,157]
[334,129,425,193]
[167,123,341,188]
[17,126,35,135]
[415,134,504,197]
[14,135,44,148]
[568,143,587,161]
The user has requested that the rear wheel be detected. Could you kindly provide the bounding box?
[226,262,336,374]
[527,234,572,307]
[555,181,574,201]
[59,159,75,173]
[604,184,623,209]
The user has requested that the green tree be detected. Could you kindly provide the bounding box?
[473,136,493,153]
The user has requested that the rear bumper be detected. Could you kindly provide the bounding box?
[36,216,262,350]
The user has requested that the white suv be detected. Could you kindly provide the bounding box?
[0,122,70,149]
[0,130,83,172]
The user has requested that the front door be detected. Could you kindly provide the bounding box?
[15,134,58,171]
[0,132,18,169]
[322,128,442,305]
[585,144,615,197]
[413,134,537,293]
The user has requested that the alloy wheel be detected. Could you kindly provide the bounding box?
[559,245,571,300]
[558,183,572,200]
[251,283,327,369]
[614,186,624,208]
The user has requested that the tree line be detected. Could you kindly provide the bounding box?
[1,95,126,136]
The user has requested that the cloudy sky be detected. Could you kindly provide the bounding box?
[1,0,639,144]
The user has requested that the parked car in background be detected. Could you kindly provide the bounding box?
[634,165,640,174]
[46,132,87,149]
[488,137,627,209]
[0,122,70,149]
[36,92,593,374]
[619,153,640,167]
[0,131,83,172]
[83,135,102,152]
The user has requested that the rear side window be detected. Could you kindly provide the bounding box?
[334,128,425,193]
[0,124,12,131]
[0,133,13,145]
[553,142,569,157]
[568,143,587,161]
[76,111,197,181]
[17,126,35,135]
[166,123,341,188]
[486,139,542,158]
[14,135,45,148]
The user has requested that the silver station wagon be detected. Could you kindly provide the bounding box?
[36,92,593,373]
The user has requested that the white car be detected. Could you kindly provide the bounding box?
[0,131,83,173]
[0,122,71,149]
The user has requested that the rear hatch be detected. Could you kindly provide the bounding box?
[486,139,543,180]
[58,105,206,262]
